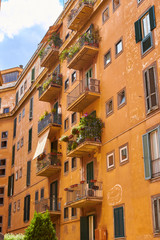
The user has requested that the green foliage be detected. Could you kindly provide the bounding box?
[4,234,24,240]
[24,211,57,240]
[49,32,62,48]
[39,48,45,59]
[60,135,69,142]
[59,49,69,62]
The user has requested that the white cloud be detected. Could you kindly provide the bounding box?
[0,0,63,42]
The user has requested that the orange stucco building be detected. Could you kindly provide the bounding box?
[0,0,160,239]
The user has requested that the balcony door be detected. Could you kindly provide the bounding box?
[87,161,94,188]
[53,102,58,123]
[50,181,58,211]
[85,68,92,88]
[80,215,95,240]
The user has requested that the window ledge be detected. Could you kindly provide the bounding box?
[150,176,160,183]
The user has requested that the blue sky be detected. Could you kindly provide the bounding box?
[0,0,64,70]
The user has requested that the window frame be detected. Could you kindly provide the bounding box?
[71,71,76,84]
[115,38,123,58]
[71,157,77,171]
[106,151,115,171]
[106,97,114,117]
[71,208,77,218]
[113,204,125,238]
[0,215,3,233]
[119,143,129,165]
[102,6,109,24]
[64,160,69,174]
[152,194,160,235]
[3,107,9,114]
[0,187,4,206]
[104,49,111,68]
[71,112,77,126]
[64,207,69,220]
[64,117,69,131]
[1,131,8,139]
[28,127,32,152]
[112,0,120,12]
[40,188,44,199]
[64,78,69,91]
[117,87,126,109]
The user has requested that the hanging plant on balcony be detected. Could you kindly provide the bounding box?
[60,135,69,142]
[71,127,79,135]
[59,49,69,62]
[49,32,62,48]
[39,48,45,59]
[44,111,49,117]
[39,114,45,121]
[71,141,78,150]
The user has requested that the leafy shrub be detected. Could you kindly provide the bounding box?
[4,234,24,240]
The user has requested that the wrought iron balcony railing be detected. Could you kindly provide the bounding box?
[35,197,61,213]
[38,113,62,134]
[36,153,62,173]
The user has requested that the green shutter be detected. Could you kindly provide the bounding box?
[29,97,33,120]
[80,216,89,240]
[142,133,151,179]
[149,6,156,31]
[24,196,27,222]
[114,207,124,238]
[12,145,15,166]
[134,19,142,43]
[16,91,19,106]
[11,174,14,196]
[27,195,30,221]
[13,117,17,138]
[26,161,31,186]
[8,203,12,227]
[8,176,11,196]
[31,68,35,81]
[28,128,32,152]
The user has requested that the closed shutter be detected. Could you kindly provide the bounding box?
[134,19,142,43]
[26,161,31,186]
[11,174,14,196]
[24,195,30,222]
[16,91,19,106]
[29,97,33,120]
[27,195,30,221]
[13,117,17,138]
[8,176,11,196]
[114,207,124,238]
[24,196,27,222]
[8,204,12,227]
[142,133,151,179]
[31,68,35,81]
[12,145,15,166]
[149,6,156,31]
[28,128,32,152]
[80,216,89,240]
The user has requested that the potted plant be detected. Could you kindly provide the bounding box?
[71,141,78,150]
[71,127,79,135]
[60,135,69,142]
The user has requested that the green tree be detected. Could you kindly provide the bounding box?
[24,211,57,240]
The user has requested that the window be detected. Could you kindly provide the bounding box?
[1,140,7,148]
[20,85,23,95]
[115,39,123,56]
[29,97,33,120]
[71,208,77,217]
[71,112,76,125]
[35,191,39,202]
[0,159,6,166]
[119,144,128,164]
[8,203,12,228]
[71,157,77,170]
[64,207,68,219]
[26,161,31,186]
[21,137,24,147]
[117,88,126,108]
[144,65,158,114]
[0,169,5,176]
[106,98,113,116]
[106,152,115,170]
[102,7,109,23]
[65,32,70,41]
[137,0,142,3]
[113,0,120,11]
[17,141,20,151]
[114,206,125,238]
[152,195,160,233]
[104,50,111,67]
[24,80,27,90]
[71,71,76,83]
[142,126,160,179]
[8,174,14,196]
[1,131,8,139]
[0,216,3,233]
[22,108,25,118]
[13,117,17,138]
[11,145,15,167]
[2,71,19,83]
[24,195,30,222]
[0,187,4,206]
[28,128,32,152]
[15,91,19,106]
[40,188,44,199]
[64,161,69,173]
[19,168,22,178]
[17,200,20,211]
[64,118,69,131]
[31,67,35,82]
[3,108,9,113]
[64,78,69,90]
[16,171,18,181]
[19,113,21,122]
[134,6,156,55]
[13,202,16,213]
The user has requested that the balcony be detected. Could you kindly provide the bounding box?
[38,113,61,136]
[65,180,103,208]
[67,127,102,157]
[38,74,62,102]
[36,153,61,177]
[35,198,61,217]
[67,79,100,112]
[68,0,97,31]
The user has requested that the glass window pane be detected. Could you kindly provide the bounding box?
[143,14,151,38]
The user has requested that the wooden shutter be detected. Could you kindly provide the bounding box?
[12,145,15,166]
[80,216,89,240]
[8,176,11,197]
[31,68,35,81]
[11,174,14,196]
[24,195,30,222]
[13,117,17,138]
[134,19,142,43]
[149,6,156,31]
[16,91,19,106]
[27,195,30,221]
[142,133,151,179]
[29,97,33,120]
[114,207,124,238]
[8,204,12,227]
[28,128,32,152]
[24,196,27,222]
[26,161,31,186]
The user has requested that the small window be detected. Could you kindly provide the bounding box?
[35,191,39,202]
[71,71,76,83]
[114,206,125,238]
[0,159,6,166]
[17,200,20,211]
[64,207,69,219]
[64,161,69,174]
[106,152,115,170]
[137,0,142,3]
[31,67,35,82]
[71,208,77,217]
[64,118,69,131]
[3,108,9,113]
[104,50,111,67]
[119,144,128,164]
[115,39,123,56]
[1,140,7,149]
[24,80,27,90]
[26,161,31,186]
[21,137,24,147]
[0,187,4,195]
[0,215,3,233]
[28,128,32,152]
[152,195,160,233]
[19,168,22,178]
[1,131,8,139]
[0,169,5,176]
[13,202,16,213]
[19,113,21,122]
[8,203,12,227]
[41,188,44,199]
[65,78,69,90]
[106,98,113,116]
[15,171,18,181]
[65,33,70,41]
[17,141,20,151]
[71,157,77,170]
[24,195,30,222]
[20,86,23,95]
[117,88,126,108]
[113,0,120,10]
[102,7,109,23]
[0,187,4,206]
[71,112,77,125]
[22,108,25,118]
